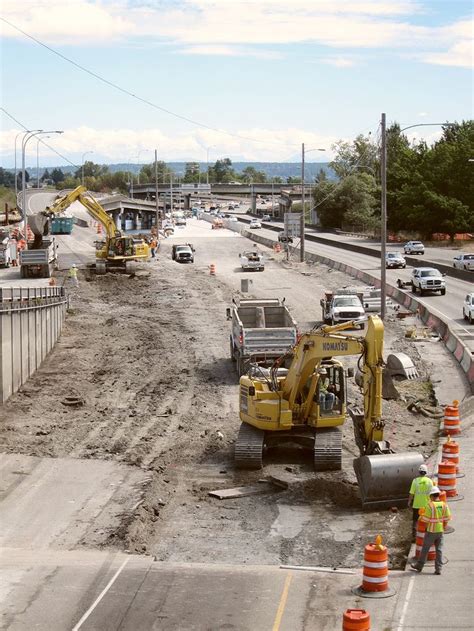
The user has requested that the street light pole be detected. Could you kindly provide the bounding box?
[21,130,63,239]
[81,151,94,187]
[380,113,387,320]
[154,148,161,238]
[301,144,326,263]
[15,130,39,201]
[206,146,215,186]
[36,136,50,188]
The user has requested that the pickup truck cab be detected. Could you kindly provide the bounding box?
[320,290,365,327]
[453,253,474,271]
[404,241,425,255]
[411,267,446,295]
[172,244,194,263]
[463,293,474,324]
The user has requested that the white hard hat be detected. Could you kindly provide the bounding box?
[418,464,428,474]
[429,486,441,495]
[318,367,328,375]
[71,263,77,268]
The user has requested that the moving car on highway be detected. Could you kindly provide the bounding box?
[411,267,446,296]
[463,293,474,324]
[404,240,425,255]
[385,252,406,268]
[453,253,474,271]
[249,220,262,229]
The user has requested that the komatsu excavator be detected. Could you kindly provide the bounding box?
[28,186,149,274]
[235,315,423,508]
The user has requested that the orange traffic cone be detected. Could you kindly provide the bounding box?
[443,400,461,435]
[343,610,370,631]
[209,263,216,276]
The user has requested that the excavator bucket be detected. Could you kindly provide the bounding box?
[353,452,424,510]
[28,214,49,237]
[386,353,418,380]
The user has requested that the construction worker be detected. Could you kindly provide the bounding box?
[68,263,79,287]
[318,367,335,411]
[410,486,451,575]
[407,464,434,537]
[150,238,157,259]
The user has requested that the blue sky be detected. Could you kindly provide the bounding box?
[1,0,472,167]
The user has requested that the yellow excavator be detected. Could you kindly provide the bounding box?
[28,185,149,274]
[236,315,423,508]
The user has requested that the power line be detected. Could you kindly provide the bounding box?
[1,107,80,169]
[1,17,300,149]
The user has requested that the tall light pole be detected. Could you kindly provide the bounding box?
[81,150,94,187]
[301,144,326,262]
[21,130,63,237]
[36,136,50,188]
[15,130,40,200]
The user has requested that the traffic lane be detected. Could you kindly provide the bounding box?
[256,227,474,349]
[77,563,309,631]
[26,190,57,215]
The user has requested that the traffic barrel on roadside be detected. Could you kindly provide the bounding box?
[342,609,370,630]
[209,263,216,276]
[437,460,463,501]
[443,400,461,435]
[415,509,436,561]
[352,535,396,598]
[442,436,463,477]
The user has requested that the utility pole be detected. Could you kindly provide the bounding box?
[154,149,160,238]
[380,113,387,320]
[300,142,305,263]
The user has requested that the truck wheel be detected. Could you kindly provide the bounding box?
[236,355,242,376]
[20,266,26,278]
[420,288,425,296]
[469,314,474,325]
[440,288,446,296]
[43,264,51,278]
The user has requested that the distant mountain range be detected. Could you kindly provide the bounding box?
[23,162,335,180]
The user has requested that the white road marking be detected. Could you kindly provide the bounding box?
[396,574,416,631]
[71,557,129,630]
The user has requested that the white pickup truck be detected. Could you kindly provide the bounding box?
[239,249,264,271]
[320,290,366,327]
[410,267,446,296]
[463,293,474,324]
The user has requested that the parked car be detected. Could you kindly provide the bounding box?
[262,214,271,221]
[175,217,186,226]
[385,252,406,269]
[404,241,425,255]
[249,220,262,229]
[411,267,446,295]
[278,231,293,244]
[463,292,474,323]
[172,244,194,263]
[453,253,474,271]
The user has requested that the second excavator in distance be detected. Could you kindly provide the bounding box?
[235,315,423,509]
[28,185,149,274]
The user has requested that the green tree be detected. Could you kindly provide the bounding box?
[286,176,302,184]
[50,168,65,185]
[0,167,15,188]
[208,158,235,183]
[41,168,51,182]
[184,162,201,183]
[74,161,108,180]
[139,161,173,183]
[240,166,267,183]
[330,134,378,179]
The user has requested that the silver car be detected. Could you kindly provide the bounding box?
[386,252,406,268]
[453,253,474,271]
[404,240,425,255]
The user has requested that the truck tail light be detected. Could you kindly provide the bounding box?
[239,333,243,345]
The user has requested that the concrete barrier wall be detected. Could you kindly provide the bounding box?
[0,287,68,403]
[240,230,474,393]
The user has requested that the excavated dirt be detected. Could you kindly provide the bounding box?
[0,238,445,569]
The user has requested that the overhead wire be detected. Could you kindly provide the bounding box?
[0,17,300,148]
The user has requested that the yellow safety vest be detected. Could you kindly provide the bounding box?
[409,476,433,509]
[421,500,451,533]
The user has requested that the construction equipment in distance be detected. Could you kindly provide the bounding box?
[236,315,423,509]
[28,186,149,274]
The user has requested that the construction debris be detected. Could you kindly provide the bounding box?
[208,480,284,499]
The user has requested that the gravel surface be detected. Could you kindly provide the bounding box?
[0,221,451,568]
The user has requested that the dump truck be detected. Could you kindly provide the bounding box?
[19,237,58,278]
[227,298,298,377]
[320,289,365,326]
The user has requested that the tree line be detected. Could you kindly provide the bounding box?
[312,120,473,240]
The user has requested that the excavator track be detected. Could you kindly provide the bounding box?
[235,423,265,470]
[314,427,342,471]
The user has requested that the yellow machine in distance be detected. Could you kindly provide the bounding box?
[236,315,423,508]
[30,186,149,274]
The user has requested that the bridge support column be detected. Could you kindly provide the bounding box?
[251,194,257,213]
[184,194,191,211]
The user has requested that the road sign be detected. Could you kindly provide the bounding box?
[284,212,302,237]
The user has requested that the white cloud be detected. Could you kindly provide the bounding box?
[0,125,338,164]
[1,0,469,67]
[322,56,358,67]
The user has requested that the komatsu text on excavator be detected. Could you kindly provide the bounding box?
[235,315,423,509]
[28,186,149,274]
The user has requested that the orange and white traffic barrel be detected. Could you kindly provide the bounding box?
[443,400,461,435]
[352,535,396,598]
[437,460,463,501]
[209,263,216,276]
[442,436,463,477]
[415,510,436,561]
[343,609,370,631]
